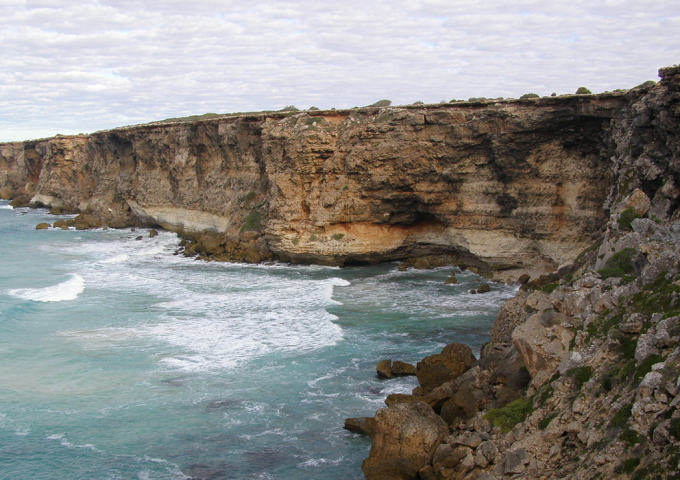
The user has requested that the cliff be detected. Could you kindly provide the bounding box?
[0,87,639,280]
[349,65,680,480]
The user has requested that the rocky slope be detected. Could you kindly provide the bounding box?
[348,65,680,479]
[0,83,637,279]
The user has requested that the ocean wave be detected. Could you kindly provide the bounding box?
[9,274,85,302]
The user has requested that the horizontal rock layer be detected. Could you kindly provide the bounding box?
[3,69,679,276]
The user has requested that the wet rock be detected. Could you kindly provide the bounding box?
[446,273,459,284]
[416,343,476,394]
[392,361,416,377]
[149,229,158,238]
[244,247,262,263]
[73,214,102,230]
[343,417,376,436]
[477,283,491,293]
[135,235,143,240]
[49,206,62,215]
[9,195,30,208]
[35,222,50,229]
[384,394,425,407]
[362,402,448,480]
[377,359,393,379]
[52,219,70,230]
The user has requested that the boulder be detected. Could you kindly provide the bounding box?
[492,291,529,343]
[52,219,70,230]
[416,343,476,394]
[149,229,158,238]
[439,383,484,425]
[549,286,590,317]
[377,359,393,379]
[362,402,449,480]
[620,188,651,217]
[9,195,30,208]
[73,214,102,230]
[512,312,576,391]
[446,274,459,284]
[392,361,416,376]
[526,291,552,311]
[477,283,491,293]
[35,222,50,230]
[517,273,531,285]
[343,417,376,436]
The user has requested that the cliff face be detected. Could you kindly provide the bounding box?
[351,66,680,480]
[0,78,657,278]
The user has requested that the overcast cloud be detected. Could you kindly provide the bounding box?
[1,0,678,142]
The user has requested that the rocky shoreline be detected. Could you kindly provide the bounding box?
[342,65,680,480]
[2,64,679,479]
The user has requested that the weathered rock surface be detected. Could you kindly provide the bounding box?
[416,343,476,394]
[361,402,448,480]
[1,92,631,273]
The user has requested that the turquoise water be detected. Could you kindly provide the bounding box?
[0,201,516,479]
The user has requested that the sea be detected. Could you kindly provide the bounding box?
[0,201,517,480]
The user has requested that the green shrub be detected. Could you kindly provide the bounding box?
[620,428,640,446]
[610,403,633,428]
[620,360,635,380]
[635,80,656,89]
[537,382,554,406]
[635,354,664,380]
[370,99,391,107]
[240,207,262,232]
[539,412,558,430]
[331,233,344,241]
[618,335,638,360]
[484,398,533,432]
[520,93,539,100]
[539,282,558,293]
[618,209,641,230]
[601,375,613,392]
[291,237,299,245]
[568,366,594,389]
[280,105,299,112]
[576,87,592,94]
[615,457,640,474]
[598,247,637,280]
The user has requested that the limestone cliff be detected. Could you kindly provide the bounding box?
[351,65,680,480]
[0,87,636,278]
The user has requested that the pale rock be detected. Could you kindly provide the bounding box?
[526,291,553,311]
[458,451,476,474]
[550,286,590,317]
[503,448,528,475]
[449,431,483,449]
[574,273,601,288]
[636,331,660,363]
[476,441,499,465]
[512,312,575,391]
[558,351,584,376]
[620,188,651,216]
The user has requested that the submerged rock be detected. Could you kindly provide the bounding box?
[35,222,50,230]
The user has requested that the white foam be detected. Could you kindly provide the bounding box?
[0,204,13,210]
[9,274,85,302]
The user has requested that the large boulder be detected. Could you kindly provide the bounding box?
[416,343,476,394]
[492,291,529,343]
[362,402,449,480]
[512,311,576,392]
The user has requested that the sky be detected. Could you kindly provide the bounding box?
[1,0,678,142]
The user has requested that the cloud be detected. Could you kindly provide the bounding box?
[0,0,678,141]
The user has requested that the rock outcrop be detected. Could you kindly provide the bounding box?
[347,65,680,479]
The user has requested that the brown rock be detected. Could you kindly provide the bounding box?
[52,219,69,230]
[517,273,531,284]
[244,248,262,263]
[445,274,459,284]
[362,402,449,480]
[35,222,50,230]
[416,343,476,394]
[149,229,158,238]
[477,283,491,293]
[49,206,62,215]
[391,361,416,376]
[343,417,376,436]
[384,394,425,407]
[9,195,30,208]
[73,214,102,230]
[377,359,392,379]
